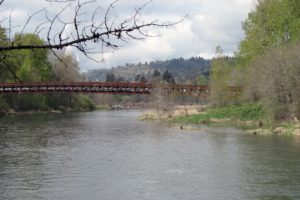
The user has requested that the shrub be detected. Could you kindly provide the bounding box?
[244,43,300,121]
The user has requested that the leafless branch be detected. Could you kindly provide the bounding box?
[20,8,46,35]
[0,0,185,62]
[50,49,71,68]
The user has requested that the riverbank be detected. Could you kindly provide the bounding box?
[1,102,149,116]
[139,104,300,135]
[0,105,95,116]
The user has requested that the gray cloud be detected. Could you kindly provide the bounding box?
[0,0,256,70]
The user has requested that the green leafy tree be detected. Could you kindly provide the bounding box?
[238,0,300,65]
[0,27,11,112]
[8,34,51,82]
[196,74,208,85]
[0,26,11,81]
[209,46,240,106]
[237,0,300,121]
[2,34,52,111]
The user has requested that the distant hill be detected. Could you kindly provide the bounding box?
[86,57,210,84]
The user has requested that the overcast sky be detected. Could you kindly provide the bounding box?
[1,0,257,71]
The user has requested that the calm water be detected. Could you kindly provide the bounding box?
[1,111,300,200]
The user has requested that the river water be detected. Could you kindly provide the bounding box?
[0,111,300,200]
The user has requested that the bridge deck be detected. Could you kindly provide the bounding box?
[0,82,211,97]
[0,82,240,97]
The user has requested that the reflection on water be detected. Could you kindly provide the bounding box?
[1,111,300,200]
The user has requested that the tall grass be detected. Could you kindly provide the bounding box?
[172,103,265,124]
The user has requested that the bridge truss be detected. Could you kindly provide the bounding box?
[0,82,240,97]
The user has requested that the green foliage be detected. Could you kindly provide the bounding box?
[0,26,8,46]
[10,34,52,82]
[208,0,300,124]
[0,33,53,111]
[15,94,48,111]
[209,54,240,106]
[280,122,296,135]
[73,94,96,111]
[196,74,208,85]
[0,96,10,112]
[238,0,300,65]
[0,29,95,113]
[95,104,110,110]
[173,104,265,124]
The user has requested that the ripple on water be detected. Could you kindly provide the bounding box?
[1,111,300,200]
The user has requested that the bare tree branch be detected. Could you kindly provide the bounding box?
[0,0,186,62]
[50,49,71,68]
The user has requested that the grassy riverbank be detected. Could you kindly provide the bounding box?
[172,104,265,125]
[172,104,300,135]
[140,103,300,135]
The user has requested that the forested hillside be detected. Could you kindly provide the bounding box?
[86,57,210,84]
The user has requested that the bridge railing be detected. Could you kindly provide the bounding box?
[0,81,240,97]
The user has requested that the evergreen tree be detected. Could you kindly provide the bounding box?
[152,69,161,77]
[106,73,116,82]
[162,70,175,84]
[139,75,146,83]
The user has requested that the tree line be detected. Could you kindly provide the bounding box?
[87,56,210,84]
[0,29,95,113]
[210,0,300,122]
[105,69,176,84]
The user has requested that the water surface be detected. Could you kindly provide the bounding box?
[1,111,300,200]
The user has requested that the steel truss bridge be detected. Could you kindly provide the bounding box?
[0,82,240,97]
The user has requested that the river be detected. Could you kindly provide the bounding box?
[0,111,300,200]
